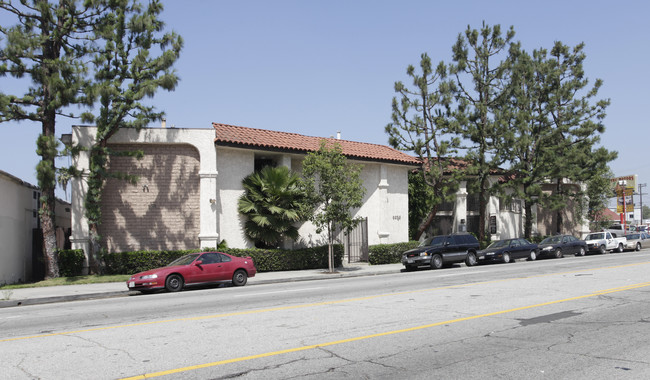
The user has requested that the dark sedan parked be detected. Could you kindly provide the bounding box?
[478,238,538,263]
[537,235,586,258]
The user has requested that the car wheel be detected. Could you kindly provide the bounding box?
[617,243,624,253]
[232,269,248,286]
[431,254,443,269]
[554,249,563,259]
[636,243,641,251]
[165,274,184,292]
[576,247,586,257]
[599,245,607,255]
[528,250,537,261]
[465,252,477,267]
[502,252,511,263]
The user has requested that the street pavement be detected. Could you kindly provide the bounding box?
[0,262,404,308]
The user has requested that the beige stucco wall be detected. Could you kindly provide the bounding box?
[70,126,413,265]
[0,174,38,284]
[0,172,70,284]
[214,148,253,248]
[213,150,412,248]
[356,162,409,245]
[536,182,589,238]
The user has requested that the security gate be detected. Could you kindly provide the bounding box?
[343,217,368,263]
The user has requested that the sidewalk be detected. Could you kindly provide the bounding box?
[0,262,404,309]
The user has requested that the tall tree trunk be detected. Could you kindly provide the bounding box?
[88,223,101,274]
[524,201,533,239]
[41,195,59,279]
[39,119,59,279]
[523,183,533,239]
[414,205,439,241]
[38,11,64,279]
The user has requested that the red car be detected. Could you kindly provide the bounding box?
[127,251,256,293]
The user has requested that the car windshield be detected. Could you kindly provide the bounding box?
[487,240,510,248]
[540,236,562,244]
[166,253,200,267]
[419,236,447,247]
[586,233,604,240]
[626,233,640,239]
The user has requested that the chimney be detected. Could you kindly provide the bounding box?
[337,131,341,139]
[161,118,167,128]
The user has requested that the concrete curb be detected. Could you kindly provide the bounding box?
[0,266,403,309]
[0,291,134,308]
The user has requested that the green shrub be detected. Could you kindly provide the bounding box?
[57,249,85,277]
[530,235,549,244]
[102,245,343,274]
[368,241,419,265]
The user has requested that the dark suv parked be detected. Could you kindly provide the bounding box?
[401,233,480,270]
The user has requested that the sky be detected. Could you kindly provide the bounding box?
[1,0,648,204]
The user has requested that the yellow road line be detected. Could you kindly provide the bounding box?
[2,260,649,343]
[120,280,650,379]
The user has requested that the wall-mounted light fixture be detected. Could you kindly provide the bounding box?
[209,198,216,204]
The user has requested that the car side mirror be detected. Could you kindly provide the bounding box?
[194,261,203,266]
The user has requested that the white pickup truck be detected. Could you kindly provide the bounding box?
[584,231,627,254]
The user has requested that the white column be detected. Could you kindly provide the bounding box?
[198,172,219,248]
[454,181,468,233]
[70,127,95,274]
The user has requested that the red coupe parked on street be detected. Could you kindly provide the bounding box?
[127,251,257,293]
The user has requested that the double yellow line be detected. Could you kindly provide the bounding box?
[120,280,650,379]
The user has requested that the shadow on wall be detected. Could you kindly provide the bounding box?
[99,144,200,252]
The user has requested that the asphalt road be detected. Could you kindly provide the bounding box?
[2,250,650,379]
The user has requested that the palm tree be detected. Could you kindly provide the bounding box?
[238,166,309,248]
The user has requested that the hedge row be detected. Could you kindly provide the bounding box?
[57,249,85,277]
[368,241,420,265]
[102,245,344,274]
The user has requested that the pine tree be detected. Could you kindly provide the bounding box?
[542,42,611,233]
[80,0,182,271]
[385,53,461,240]
[0,0,104,278]
[449,22,515,244]
[502,43,615,237]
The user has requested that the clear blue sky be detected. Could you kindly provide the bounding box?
[1,0,648,202]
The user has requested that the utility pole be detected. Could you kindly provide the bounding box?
[640,183,647,224]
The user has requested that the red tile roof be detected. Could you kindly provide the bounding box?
[593,207,621,222]
[213,123,419,165]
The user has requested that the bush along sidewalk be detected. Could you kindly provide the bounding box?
[102,245,344,275]
[368,241,419,265]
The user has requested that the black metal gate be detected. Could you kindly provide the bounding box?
[344,217,368,263]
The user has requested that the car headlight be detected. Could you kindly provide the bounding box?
[420,252,430,257]
[140,274,158,280]
[542,247,553,251]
